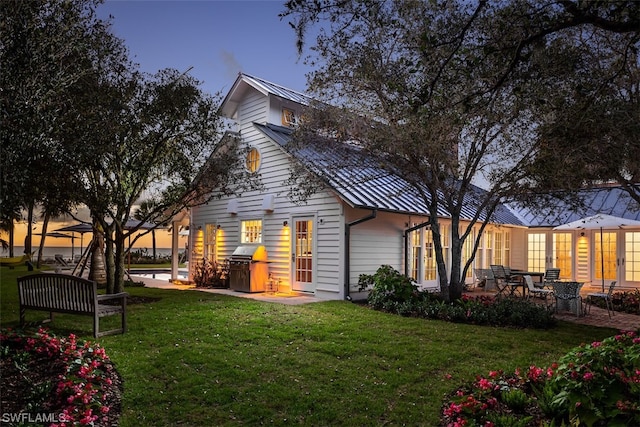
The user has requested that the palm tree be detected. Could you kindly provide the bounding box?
[133,200,157,260]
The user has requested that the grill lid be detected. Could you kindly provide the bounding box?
[230,245,268,261]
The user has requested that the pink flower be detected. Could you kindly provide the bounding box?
[583,372,594,381]
[477,377,492,390]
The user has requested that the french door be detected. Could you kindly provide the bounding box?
[291,217,315,293]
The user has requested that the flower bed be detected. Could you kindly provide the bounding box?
[441,331,640,426]
[359,265,556,329]
[0,328,121,426]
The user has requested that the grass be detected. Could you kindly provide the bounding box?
[0,265,618,426]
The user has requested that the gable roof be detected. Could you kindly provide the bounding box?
[255,122,523,225]
[225,74,639,229]
[220,73,313,118]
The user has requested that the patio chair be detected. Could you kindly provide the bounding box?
[490,265,523,297]
[584,281,617,318]
[542,268,561,288]
[473,268,492,289]
[553,281,584,316]
[524,275,554,308]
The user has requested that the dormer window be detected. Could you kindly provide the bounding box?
[282,108,296,127]
[246,147,260,173]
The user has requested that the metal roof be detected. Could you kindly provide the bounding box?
[509,186,640,227]
[255,122,523,225]
[220,73,313,118]
[240,73,313,106]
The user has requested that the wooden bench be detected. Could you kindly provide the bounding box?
[18,273,128,338]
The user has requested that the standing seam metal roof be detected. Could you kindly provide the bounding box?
[254,122,524,225]
[240,73,313,106]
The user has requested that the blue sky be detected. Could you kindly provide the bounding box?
[97,0,312,96]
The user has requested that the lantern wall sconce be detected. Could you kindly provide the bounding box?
[283,221,288,227]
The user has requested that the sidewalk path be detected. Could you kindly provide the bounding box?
[140,277,319,305]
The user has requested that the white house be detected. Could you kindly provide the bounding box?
[186,73,640,299]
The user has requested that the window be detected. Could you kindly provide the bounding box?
[527,233,546,271]
[282,108,296,127]
[204,223,217,262]
[241,219,262,243]
[494,231,503,265]
[246,148,260,173]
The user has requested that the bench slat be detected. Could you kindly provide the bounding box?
[18,273,127,338]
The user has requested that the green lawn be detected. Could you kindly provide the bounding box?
[1,266,617,426]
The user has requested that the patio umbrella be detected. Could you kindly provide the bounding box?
[37,232,77,259]
[55,223,93,256]
[553,214,640,291]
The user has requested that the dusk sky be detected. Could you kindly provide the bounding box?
[96,0,312,96]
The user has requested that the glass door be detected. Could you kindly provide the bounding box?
[552,233,572,280]
[292,217,315,293]
[623,231,640,288]
[594,231,617,290]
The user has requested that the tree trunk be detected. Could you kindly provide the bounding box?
[105,235,115,294]
[89,222,107,287]
[36,212,51,268]
[114,232,126,294]
[152,229,157,260]
[9,220,14,257]
[24,202,34,256]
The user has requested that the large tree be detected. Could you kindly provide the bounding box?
[282,0,640,301]
[1,0,107,257]
[67,66,250,294]
[529,30,640,201]
[2,0,252,293]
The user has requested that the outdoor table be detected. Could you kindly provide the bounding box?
[552,281,584,316]
[509,271,544,297]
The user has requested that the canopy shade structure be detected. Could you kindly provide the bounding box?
[553,214,640,291]
[553,214,640,231]
[55,223,93,234]
[38,232,77,239]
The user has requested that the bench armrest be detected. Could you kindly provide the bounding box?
[97,292,129,302]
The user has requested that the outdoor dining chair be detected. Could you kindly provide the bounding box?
[473,268,494,290]
[490,265,523,297]
[553,281,584,316]
[524,275,554,308]
[584,281,617,318]
[542,268,561,288]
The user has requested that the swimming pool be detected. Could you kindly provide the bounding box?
[129,269,188,281]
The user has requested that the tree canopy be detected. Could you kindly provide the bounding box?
[1,0,250,292]
[282,0,640,301]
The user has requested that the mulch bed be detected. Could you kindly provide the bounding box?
[1,296,159,425]
[0,351,123,426]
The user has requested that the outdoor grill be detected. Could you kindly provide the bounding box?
[229,245,269,293]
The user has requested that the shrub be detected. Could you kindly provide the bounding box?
[441,330,640,427]
[0,328,117,426]
[610,289,640,315]
[360,265,556,329]
[193,258,229,288]
[548,331,640,426]
[358,265,423,311]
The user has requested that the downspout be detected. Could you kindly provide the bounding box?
[344,209,377,301]
[403,221,431,277]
